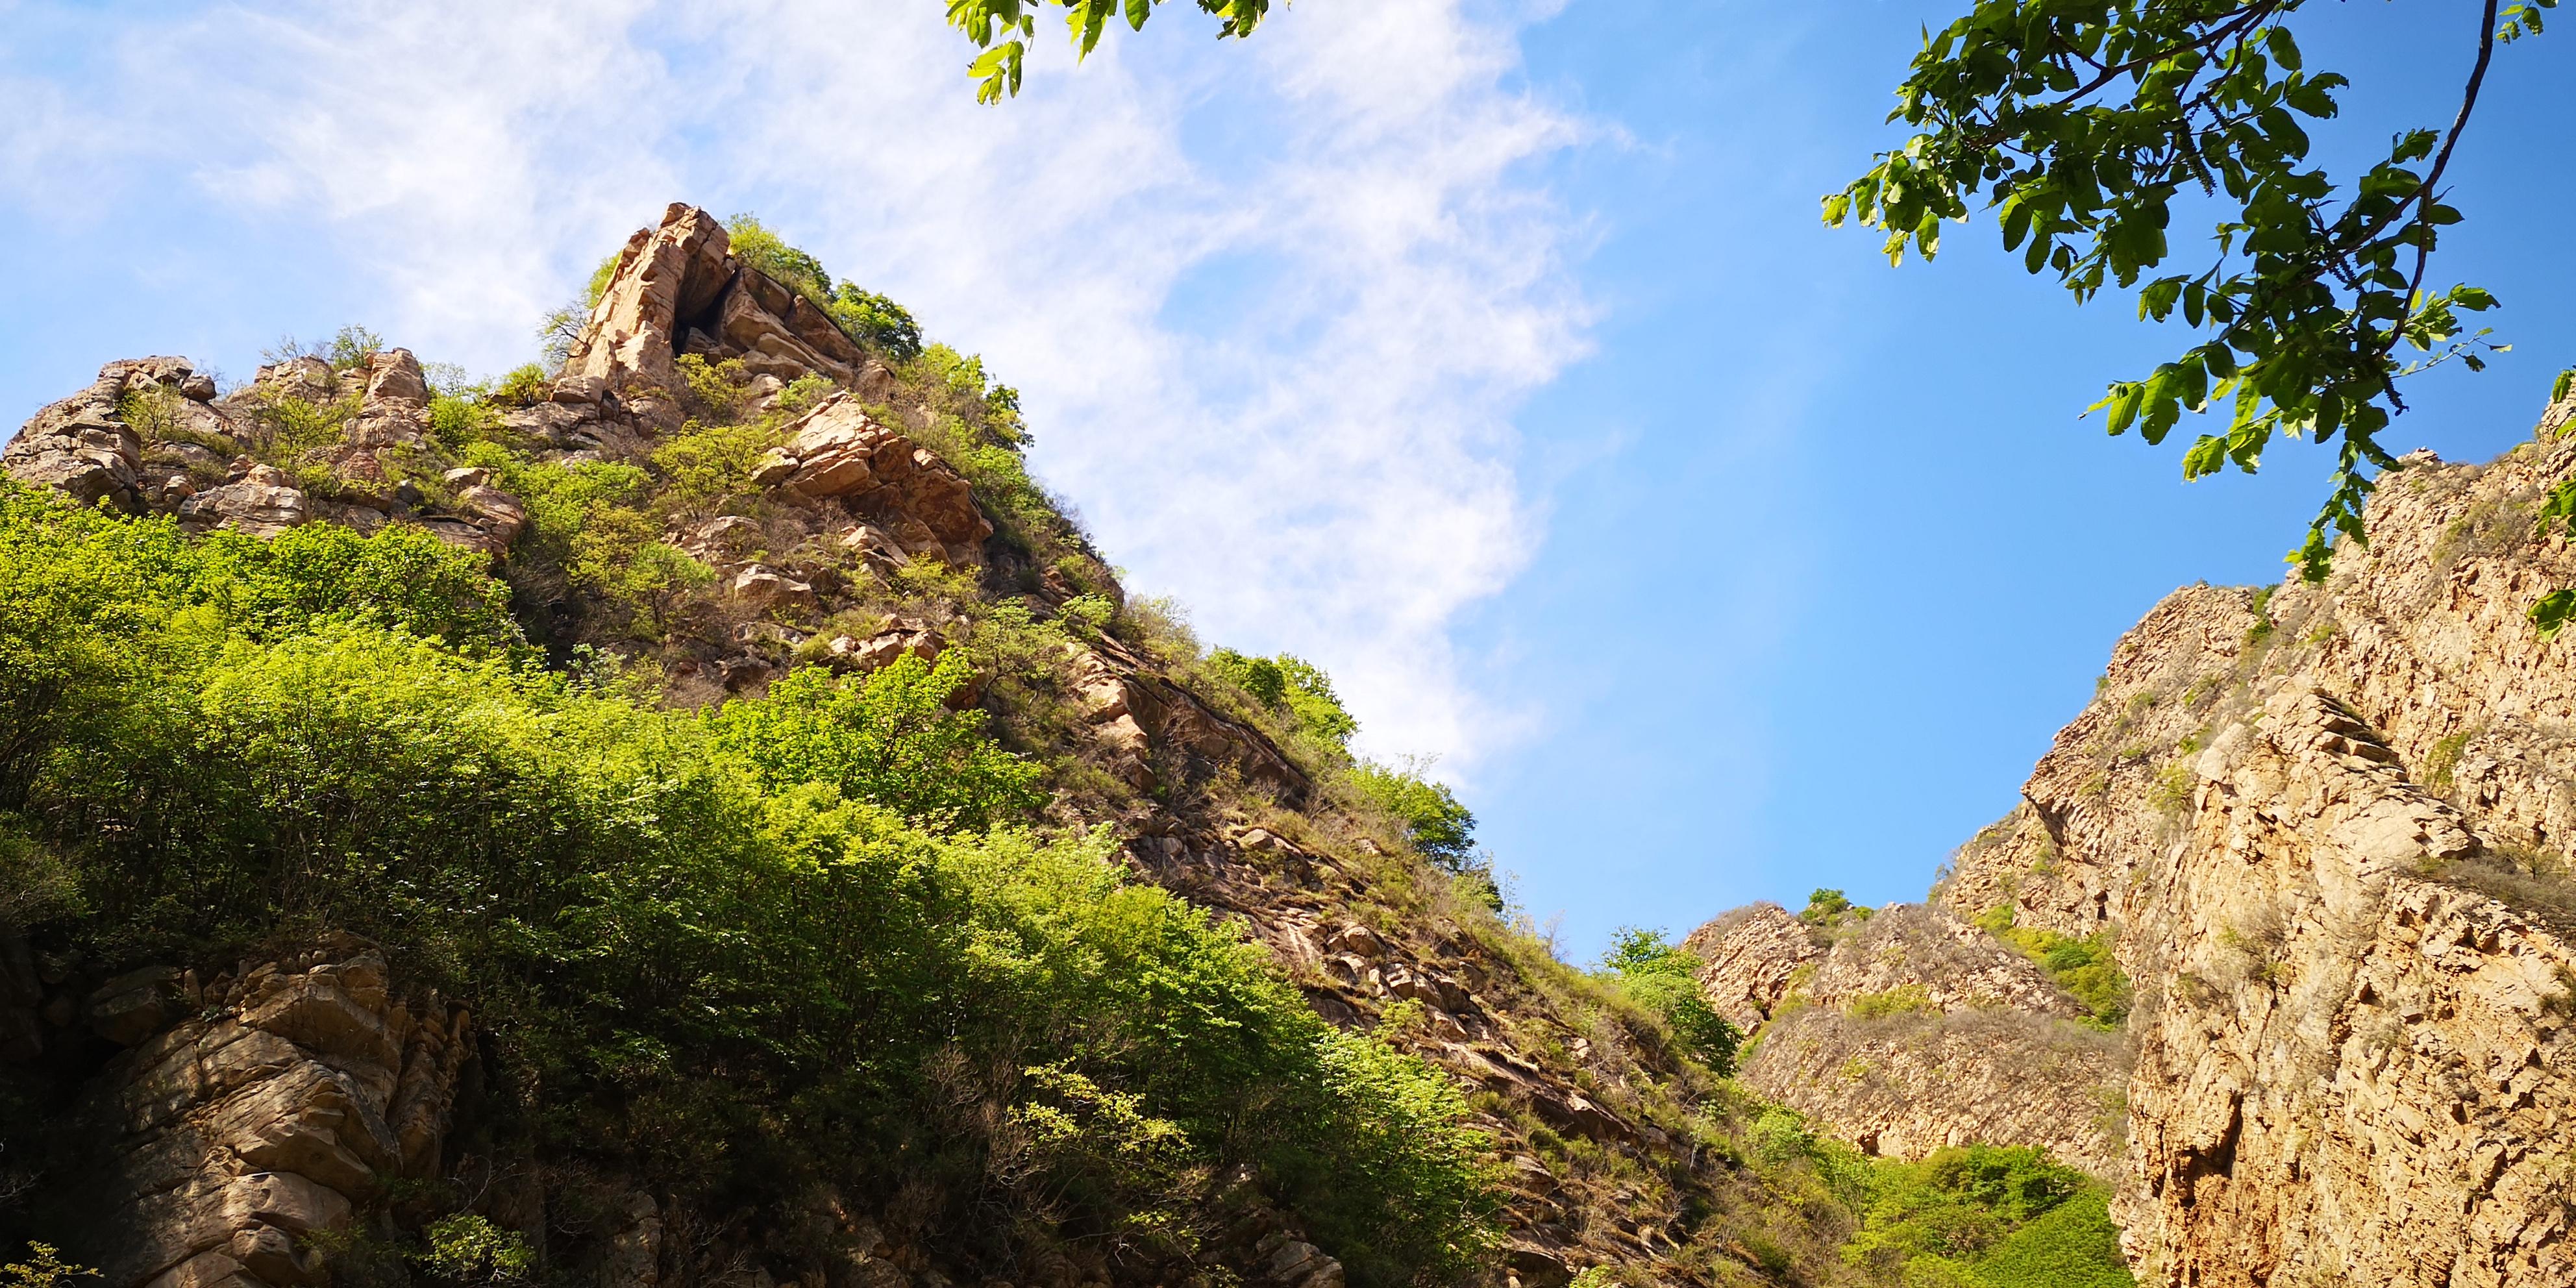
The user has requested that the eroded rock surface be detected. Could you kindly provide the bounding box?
[1687,902,2129,1177]
[1935,426,2576,1285]
[67,941,471,1288]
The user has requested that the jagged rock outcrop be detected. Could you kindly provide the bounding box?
[64,941,471,1288]
[563,203,891,428]
[1931,416,2576,1284]
[0,357,190,512]
[1687,902,2129,1177]
[753,395,994,568]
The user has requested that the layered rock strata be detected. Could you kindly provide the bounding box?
[66,944,471,1288]
[1686,902,2128,1178]
[1935,410,2576,1284]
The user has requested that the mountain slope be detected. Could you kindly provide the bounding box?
[0,203,2078,1288]
[1687,389,2576,1285]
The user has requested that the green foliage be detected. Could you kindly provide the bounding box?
[1846,984,1935,1021]
[1596,928,1742,1076]
[1967,1190,2133,1288]
[1802,888,1871,928]
[0,488,1496,1285]
[673,353,750,424]
[830,284,925,362]
[428,391,506,451]
[325,325,386,371]
[491,364,552,408]
[417,1215,534,1285]
[721,217,929,364]
[0,1245,96,1288]
[586,249,625,308]
[946,0,1272,103]
[462,448,706,634]
[708,654,1045,830]
[1352,758,1476,871]
[1207,649,1357,750]
[728,214,834,306]
[650,415,780,507]
[1840,1146,2124,1286]
[1830,0,2552,582]
[1975,906,2130,1028]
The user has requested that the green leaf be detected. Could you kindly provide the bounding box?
[2182,434,2228,480]
[2531,589,2576,639]
[1126,0,1152,31]
[2265,27,2302,72]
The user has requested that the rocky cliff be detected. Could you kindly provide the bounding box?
[0,203,1971,1288]
[1687,391,2576,1285]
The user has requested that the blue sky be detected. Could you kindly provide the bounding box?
[5,0,2570,958]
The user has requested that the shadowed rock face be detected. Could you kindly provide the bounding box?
[63,942,471,1288]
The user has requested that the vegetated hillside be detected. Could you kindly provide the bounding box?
[1688,387,2576,1287]
[0,204,2121,1288]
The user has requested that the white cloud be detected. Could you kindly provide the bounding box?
[3,0,1591,773]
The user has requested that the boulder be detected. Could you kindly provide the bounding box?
[0,358,212,511]
[177,465,309,538]
[754,395,993,566]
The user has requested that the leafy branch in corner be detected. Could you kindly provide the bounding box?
[1827,0,2557,583]
[944,0,1270,104]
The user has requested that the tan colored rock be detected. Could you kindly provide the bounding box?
[561,203,736,419]
[73,945,470,1288]
[1687,902,2125,1176]
[731,565,817,613]
[756,395,993,566]
[177,465,309,539]
[1926,425,2576,1285]
[0,358,206,510]
[1682,903,1822,1030]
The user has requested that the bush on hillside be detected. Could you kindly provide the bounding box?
[0,484,1498,1285]
[1598,928,1742,1076]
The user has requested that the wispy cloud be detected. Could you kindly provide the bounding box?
[2,0,1591,771]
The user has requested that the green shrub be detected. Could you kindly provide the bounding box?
[1352,759,1477,871]
[650,415,780,506]
[0,486,1497,1285]
[708,653,1043,830]
[325,325,386,371]
[1840,1145,2127,1287]
[417,1215,534,1284]
[1802,888,1871,928]
[727,214,832,306]
[491,364,551,407]
[1975,906,2131,1028]
[1846,984,1935,1021]
[830,284,925,362]
[1,1245,96,1288]
[1597,928,1742,1075]
[1967,1189,2131,1288]
[1206,649,1357,750]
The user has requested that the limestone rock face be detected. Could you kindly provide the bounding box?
[1683,903,1822,1031]
[1069,638,1311,804]
[755,394,994,567]
[1688,902,2129,1177]
[67,942,471,1288]
[563,203,737,420]
[1934,428,2576,1285]
[0,357,193,511]
[562,204,892,428]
